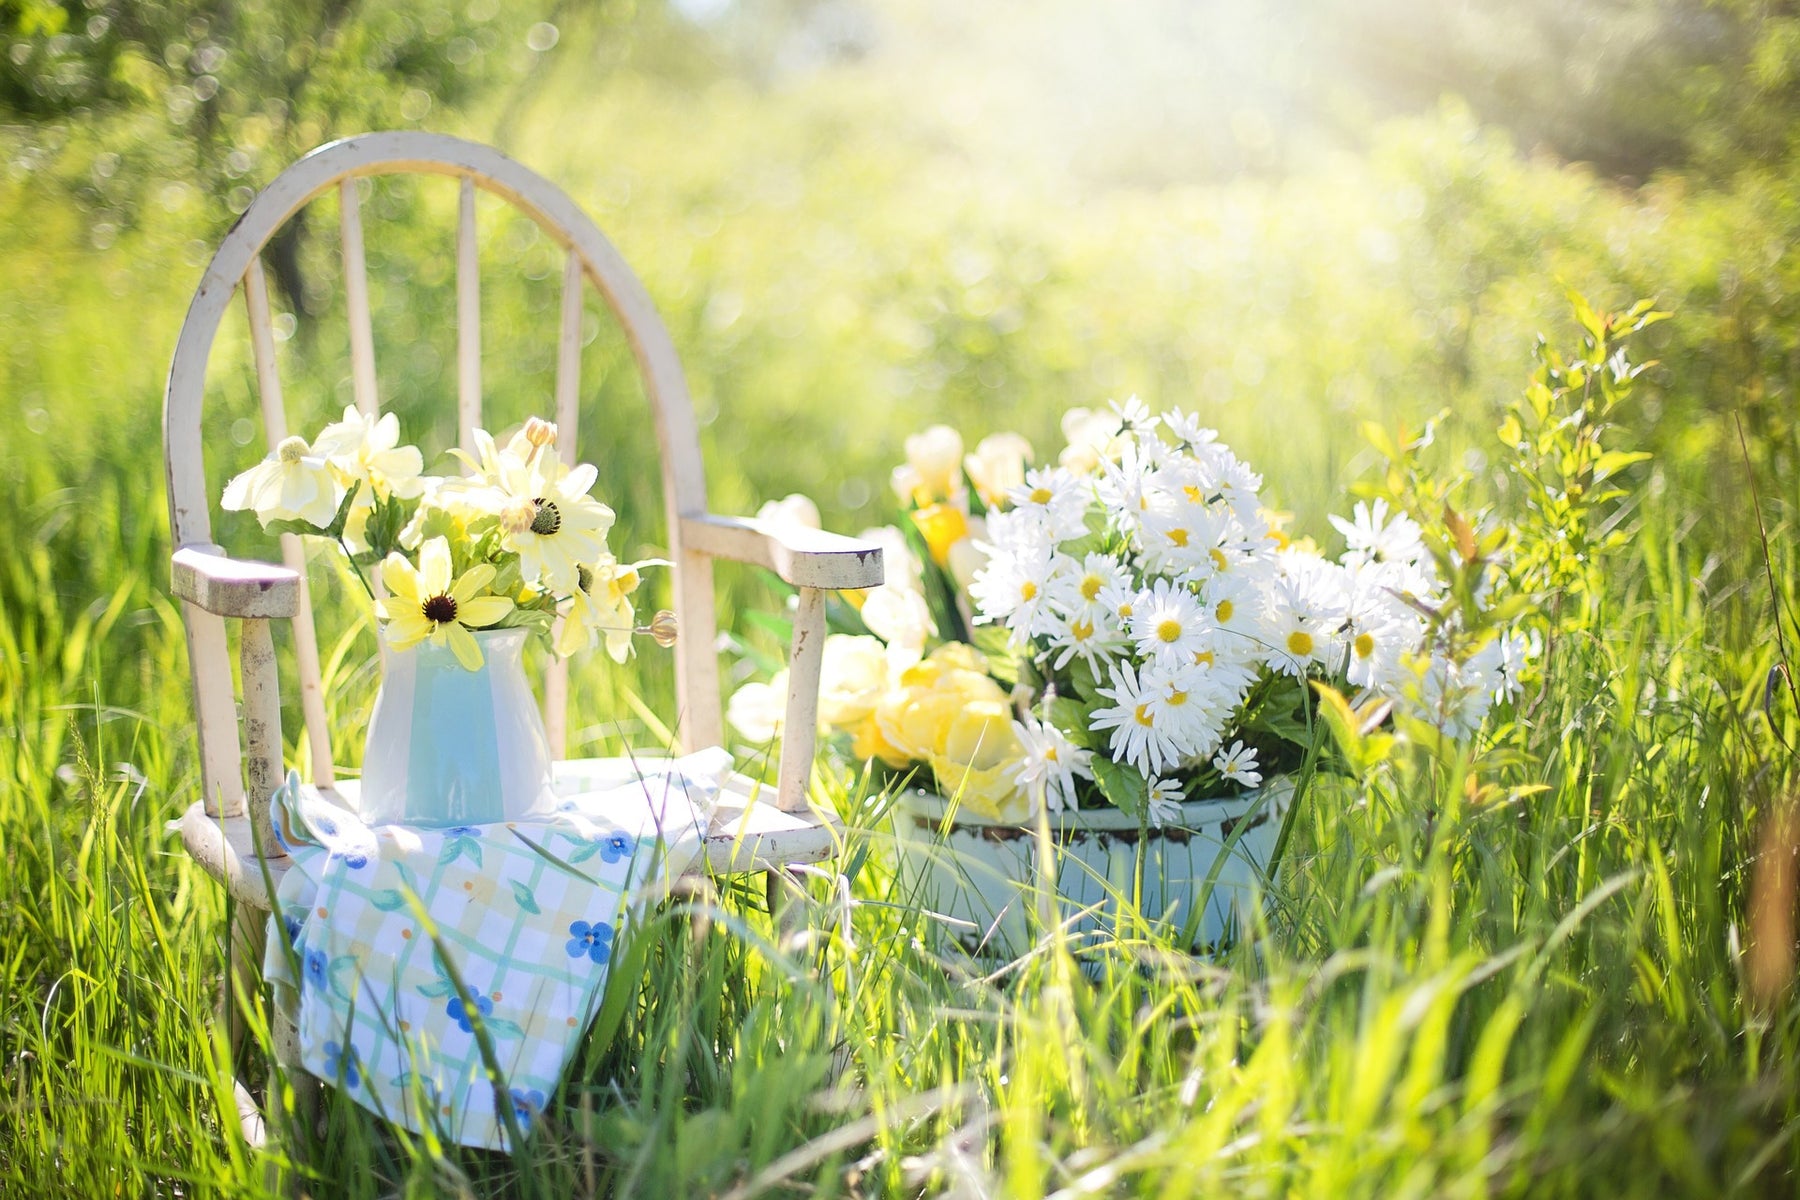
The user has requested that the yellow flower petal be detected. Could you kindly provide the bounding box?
[419,537,452,597]
[445,621,484,671]
[381,554,421,604]
[384,610,433,651]
[456,595,513,628]
[450,563,496,603]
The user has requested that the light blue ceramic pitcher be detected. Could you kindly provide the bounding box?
[357,627,557,827]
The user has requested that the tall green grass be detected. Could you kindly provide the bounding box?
[4,14,1800,1195]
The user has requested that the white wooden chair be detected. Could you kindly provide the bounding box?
[164,132,881,1141]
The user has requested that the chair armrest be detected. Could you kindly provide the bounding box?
[679,513,884,590]
[172,544,301,620]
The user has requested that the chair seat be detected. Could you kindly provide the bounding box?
[178,756,839,909]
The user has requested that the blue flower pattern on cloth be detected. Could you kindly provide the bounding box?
[565,919,615,965]
[509,1087,547,1130]
[446,994,493,1033]
[596,831,635,864]
[303,947,328,991]
[323,1039,361,1089]
[260,750,729,1152]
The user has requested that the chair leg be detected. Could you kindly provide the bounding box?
[260,997,319,1197]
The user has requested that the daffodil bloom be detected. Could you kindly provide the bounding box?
[963,432,1033,509]
[311,405,426,502]
[221,435,343,528]
[376,537,514,670]
[310,407,427,553]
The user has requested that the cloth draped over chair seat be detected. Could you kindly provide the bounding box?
[261,749,730,1150]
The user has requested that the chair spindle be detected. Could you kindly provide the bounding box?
[339,178,379,418]
[244,257,336,787]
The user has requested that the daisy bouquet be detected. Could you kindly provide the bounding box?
[220,409,663,671]
[968,399,1533,827]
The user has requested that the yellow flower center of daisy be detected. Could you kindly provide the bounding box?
[422,594,459,625]
[1183,485,1204,502]
[1134,703,1154,727]
[1020,580,1038,602]
[276,436,309,464]
[1168,689,1188,707]
[1157,618,1183,643]
[1030,486,1053,504]
[1080,574,1103,601]
[1193,650,1214,667]
[530,498,562,536]
[1045,746,1059,762]
[1071,616,1095,640]
[1117,602,1134,619]
[1354,632,1375,658]
[1216,599,1233,622]
[1287,630,1315,657]
[1210,547,1228,571]
[1167,527,1190,547]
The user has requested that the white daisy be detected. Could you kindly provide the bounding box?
[1007,466,1091,541]
[1128,579,1212,668]
[1140,660,1229,759]
[968,528,1065,643]
[1145,775,1186,829]
[1054,552,1132,622]
[1139,502,1231,582]
[1045,606,1128,671]
[1009,711,1093,814]
[1091,661,1185,775]
[1161,408,1218,452]
[1211,740,1262,788]
[1110,395,1160,436]
[1331,498,1427,572]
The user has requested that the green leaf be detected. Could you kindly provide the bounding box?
[1065,656,1102,703]
[1312,681,1384,776]
[364,491,408,560]
[369,889,406,912]
[1091,756,1147,821]
[1566,287,1606,344]
[1592,450,1651,482]
[510,880,541,915]
[262,517,331,540]
[485,1017,525,1040]
[969,625,1019,684]
[416,979,456,999]
[1048,696,1095,749]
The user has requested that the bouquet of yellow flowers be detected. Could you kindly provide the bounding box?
[221,410,661,671]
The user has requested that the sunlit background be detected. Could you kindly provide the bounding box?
[1,0,1794,673]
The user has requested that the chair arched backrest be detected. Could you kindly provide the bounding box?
[165,132,724,815]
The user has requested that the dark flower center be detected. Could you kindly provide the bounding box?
[530,498,562,536]
[575,564,593,594]
[422,594,458,625]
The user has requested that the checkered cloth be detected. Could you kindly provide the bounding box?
[262,750,728,1150]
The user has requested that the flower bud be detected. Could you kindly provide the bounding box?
[522,417,558,450]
